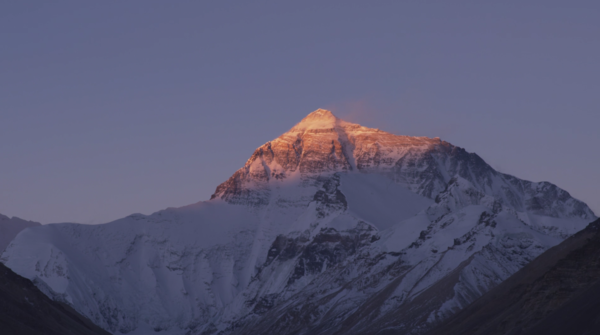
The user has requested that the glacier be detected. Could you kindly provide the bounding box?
[2,109,595,335]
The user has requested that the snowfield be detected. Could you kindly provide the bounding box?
[2,109,595,335]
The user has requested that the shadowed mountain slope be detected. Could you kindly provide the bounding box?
[426,218,600,335]
[0,262,111,335]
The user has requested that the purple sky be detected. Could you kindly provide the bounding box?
[1,1,599,224]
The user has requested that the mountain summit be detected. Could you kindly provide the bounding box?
[294,108,339,127]
[212,109,446,205]
[2,109,596,335]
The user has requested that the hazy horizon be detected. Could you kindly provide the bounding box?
[2,1,599,223]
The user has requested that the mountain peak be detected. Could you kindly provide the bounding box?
[5,107,597,335]
[305,108,336,120]
[292,109,344,131]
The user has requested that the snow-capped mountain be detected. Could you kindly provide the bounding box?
[2,109,595,335]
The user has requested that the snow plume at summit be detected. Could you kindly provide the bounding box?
[2,109,595,335]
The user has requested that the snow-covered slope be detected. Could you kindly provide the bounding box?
[0,262,111,335]
[426,218,600,335]
[2,109,595,335]
[0,213,40,252]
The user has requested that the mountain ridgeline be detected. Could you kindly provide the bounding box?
[426,218,600,335]
[1,109,595,335]
[0,214,40,253]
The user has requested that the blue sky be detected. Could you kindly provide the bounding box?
[1,1,598,223]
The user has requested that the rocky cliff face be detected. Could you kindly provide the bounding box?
[212,110,589,220]
[2,109,595,335]
[211,109,442,205]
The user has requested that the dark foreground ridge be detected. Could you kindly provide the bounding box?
[0,262,111,335]
[426,218,600,335]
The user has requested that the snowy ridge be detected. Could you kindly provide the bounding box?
[0,213,40,252]
[2,109,595,335]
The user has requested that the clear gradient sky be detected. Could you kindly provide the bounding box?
[1,1,599,224]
